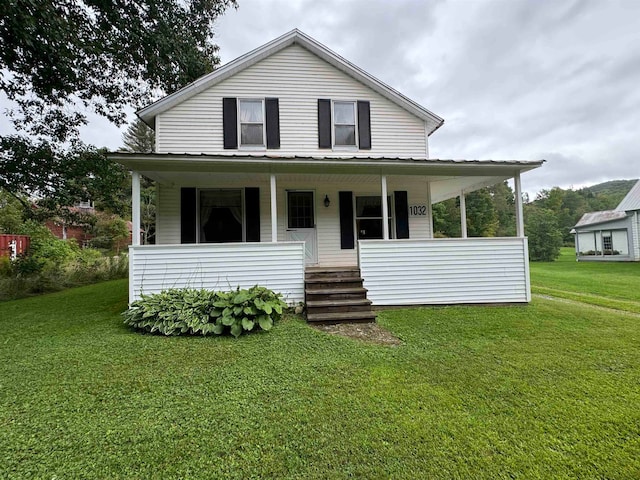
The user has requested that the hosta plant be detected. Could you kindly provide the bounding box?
[123,286,287,338]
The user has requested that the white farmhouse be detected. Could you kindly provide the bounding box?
[572,180,640,261]
[110,30,544,322]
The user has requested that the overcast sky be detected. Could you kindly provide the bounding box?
[2,0,639,197]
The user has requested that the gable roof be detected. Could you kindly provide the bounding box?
[574,210,628,228]
[137,29,444,134]
[616,179,640,211]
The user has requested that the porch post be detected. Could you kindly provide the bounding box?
[459,190,467,238]
[270,173,278,242]
[426,181,433,239]
[381,175,389,240]
[131,171,141,246]
[514,172,525,237]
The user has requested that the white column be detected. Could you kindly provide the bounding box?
[270,174,278,242]
[132,171,141,246]
[381,175,389,240]
[426,181,433,238]
[460,190,467,238]
[514,172,524,237]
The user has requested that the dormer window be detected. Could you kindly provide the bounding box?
[239,99,265,147]
[333,101,357,147]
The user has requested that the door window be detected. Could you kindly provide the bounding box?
[287,191,315,229]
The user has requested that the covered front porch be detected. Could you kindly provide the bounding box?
[111,153,542,306]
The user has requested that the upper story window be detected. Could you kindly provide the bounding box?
[318,99,371,150]
[239,99,265,147]
[333,101,357,147]
[223,97,280,150]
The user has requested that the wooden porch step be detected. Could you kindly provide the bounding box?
[305,286,368,296]
[304,266,375,324]
[306,298,372,308]
[305,269,361,280]
[305,277,363,290]
[306,298,372,315]
[306,311,377,324]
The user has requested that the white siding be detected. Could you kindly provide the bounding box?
[129,243,305,304]
[155,174,433,266]
[359,238,530,305]
[156,183,181,244]
[633,212,640,260]
[577,232,596,253]
[612,230,629,255]
[156,44,428,158]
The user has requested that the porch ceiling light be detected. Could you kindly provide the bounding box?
[324,195,330,208]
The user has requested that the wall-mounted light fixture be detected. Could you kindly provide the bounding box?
[324,194,330,208]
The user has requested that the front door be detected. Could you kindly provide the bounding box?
[286,190,317,264]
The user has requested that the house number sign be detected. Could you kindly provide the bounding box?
[409,205,427,216]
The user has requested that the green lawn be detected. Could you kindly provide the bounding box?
[1,279,639,478]
[530,247,640,313]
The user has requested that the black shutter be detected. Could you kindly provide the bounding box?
[339,191,355,249]
[245,188,260,242]
[318,99,332,149]
[223,97,237,149]
[265,98,280,149]
[357,101,371,150]
[394,191,410,239]
[180,188,197,244]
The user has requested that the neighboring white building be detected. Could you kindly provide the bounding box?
[572,180,640,262]
[110,30,543,309]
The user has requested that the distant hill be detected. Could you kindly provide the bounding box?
[581,179,638,206]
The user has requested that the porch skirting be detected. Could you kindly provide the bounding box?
[129,242,305,304]
[358,238,531,305]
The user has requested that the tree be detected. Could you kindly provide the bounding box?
[0,0,236,221]
[122,120,156,154]
[0,136,127,221]
[0,189,24,233]
[465,189,498,237]
[524,206,563,261]
[0,0,237,141]
[489,182,516,237]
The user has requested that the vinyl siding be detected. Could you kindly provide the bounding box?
[155,174,433,266]
[633,212,640,260]
[128,243,305,304]
[156,44,428,158]
[359,238,530,305]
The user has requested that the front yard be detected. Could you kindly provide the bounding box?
[1,276,639,478]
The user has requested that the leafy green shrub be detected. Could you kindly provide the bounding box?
[525,207,563,261]
[0,256,12,277]
[123,286,287,338]
[16,221,79,273]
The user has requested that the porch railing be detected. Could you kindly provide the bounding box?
[358,237,531,305]
[129,242,305,304]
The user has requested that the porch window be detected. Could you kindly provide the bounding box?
[356,196,392,239]
[333,101,357,147]
[199,189,243,243]
[602,232,613,253]
[239,99,264,147]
